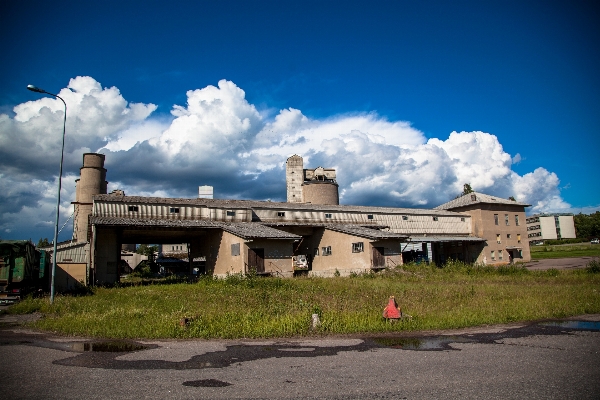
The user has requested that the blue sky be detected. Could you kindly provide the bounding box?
[1,0,599,241]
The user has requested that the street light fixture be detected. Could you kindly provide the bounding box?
[27,84,67,304]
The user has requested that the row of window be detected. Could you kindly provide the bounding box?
[528,232,542,238]
[494,214,520,226]
[527,225,540,231]
[489,249,523,261]
[496,233,522,244]
[526,216,540,224]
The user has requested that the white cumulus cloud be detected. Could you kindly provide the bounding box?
[0,76,580,240]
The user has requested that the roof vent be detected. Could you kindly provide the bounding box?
[470,194,477,201]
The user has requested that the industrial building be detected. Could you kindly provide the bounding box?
[49,153,531,289]
[526,213,576,244]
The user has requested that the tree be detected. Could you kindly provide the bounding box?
[574,212,600,239]
[508,196,516,201]
[37,238,51,248]
[136,244,158,257]
[462,183,474,195]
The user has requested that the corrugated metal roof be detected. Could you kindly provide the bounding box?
[89,217,300,240]
[408,236,486,242]
[93,194,467,216]
[435,192,530,210]
[325,225,408,240]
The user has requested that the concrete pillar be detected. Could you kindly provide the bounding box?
[286,155,303,203]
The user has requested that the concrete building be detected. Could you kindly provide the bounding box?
[286,155,339,205]
[49,153,534,289]
[526,213,576,244]
[436,192,531,265]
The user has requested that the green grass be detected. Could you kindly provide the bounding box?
[7,261,600,339]
[530,243,600,259]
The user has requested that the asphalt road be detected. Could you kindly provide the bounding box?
[1,314,599,399]
[525,256,597,271]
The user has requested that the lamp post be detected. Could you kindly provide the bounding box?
[27,84,67,304]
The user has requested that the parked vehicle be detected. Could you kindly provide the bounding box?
[592,238,599,244]
[0,240,47,304]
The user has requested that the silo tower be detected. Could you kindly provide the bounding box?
[72,153,107,242]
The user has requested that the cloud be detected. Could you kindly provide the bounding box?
[0,76,576,240]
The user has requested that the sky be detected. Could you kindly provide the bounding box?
[1,0,599,242]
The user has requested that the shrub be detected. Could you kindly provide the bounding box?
[586,258,600,274]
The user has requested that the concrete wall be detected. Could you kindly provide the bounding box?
[91,226,120,285]
[302,182,339,205]
[557,215,576,239]
[540,216,558,240]
[286,155,304,203]
[456,205,530,264]
[308,229,402,277]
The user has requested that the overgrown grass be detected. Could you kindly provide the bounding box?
[8,261,600,339]
[530,243,600,259]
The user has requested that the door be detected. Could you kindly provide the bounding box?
[372,246,385,268]
[248,248,265,273]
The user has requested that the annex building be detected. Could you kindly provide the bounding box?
[50,153,531,288]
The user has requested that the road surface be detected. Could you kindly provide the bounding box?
[1,313,599,399]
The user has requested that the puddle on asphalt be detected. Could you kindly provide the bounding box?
[183,379,231,387]
[70,341,149,352]
[540,321,600,331]
[373,335,474,350]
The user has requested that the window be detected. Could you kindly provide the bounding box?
[314,248,319,256]
[325,213,332,219]
[515,215,520,226]
[128,205,139,212]
[277,212,285,217]
[494,214,499,225]
[505,214,509,226]
[471,194,477,201]
[517,234,521,243]
[433,216,439,221]
[231,243,240,256]
[496,234,501,244]
[367,214,373,220]
[226,210,235,217]
[402,215,408,220]
[171,246,174,251]
[352,242,364,253]
[322,246,332,256]
[491,250,495,261]
[507,234,512,239]
[461,217,465,222]
[170,207,180,213]
[498,250,503,260]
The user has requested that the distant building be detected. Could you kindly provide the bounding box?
[436,192,531,265]
[526,213,576,244]
[286,155,339,205]
[198,186,214,199]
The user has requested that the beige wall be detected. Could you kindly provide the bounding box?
[454,204,530,264]
[55,263,87,291]
[308,229,402,277]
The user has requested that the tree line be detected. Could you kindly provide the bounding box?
[574,212,600,239]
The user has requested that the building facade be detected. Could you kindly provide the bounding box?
[50,153,533,289]
[436,192,531,265]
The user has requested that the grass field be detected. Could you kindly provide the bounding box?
[7,261,600,340]
[530,242,600,259]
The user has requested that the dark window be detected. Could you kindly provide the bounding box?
[433,216,439,221]
[325,213,332,219]
[505,214,509,226]
[352,242,364,253]
[367,214,374,220]
[494,214,499,225]
[226,210,235,217]
[515,215,520,226]
[277,212,285,217]
[402,215,408,220]
[170,207,180,213]
[322,246,332,256]
[128,205,139,212]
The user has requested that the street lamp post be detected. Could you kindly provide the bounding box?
[27,84,67,304]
